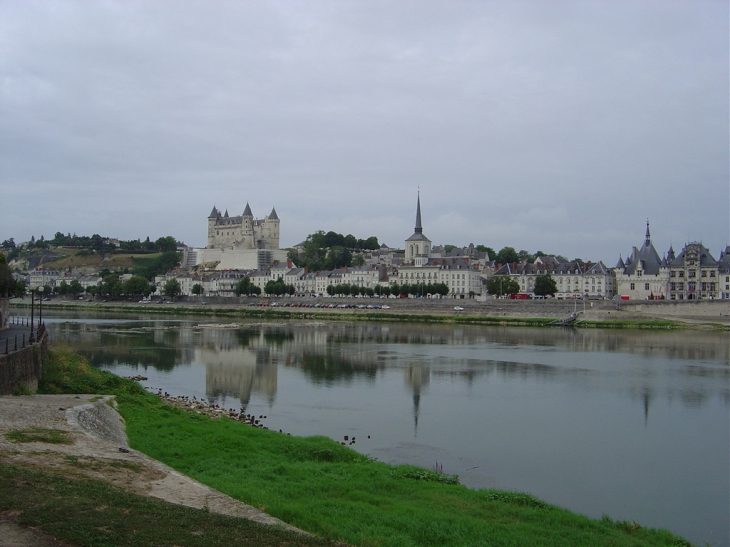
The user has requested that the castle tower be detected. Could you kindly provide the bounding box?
[241,203,254,249]
[207,206,220,248]
[264,207,280,249]
[405,193,431,264]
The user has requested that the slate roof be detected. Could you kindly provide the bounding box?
[719,246,730,273]
[243,203,253,216]
[269,207,279,220]
[618,222,663,275]
[669,243,718,268]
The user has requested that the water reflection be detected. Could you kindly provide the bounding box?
[47,319,730,416]
[41,312,729,547]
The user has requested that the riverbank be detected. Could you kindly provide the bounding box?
[0,346,694,547]
[10,297,730,329]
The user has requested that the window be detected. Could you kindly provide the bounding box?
[630,283,635,290]
[679,271,684,278]
[645,283,649,291]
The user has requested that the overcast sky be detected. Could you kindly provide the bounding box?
[1,0,728,263]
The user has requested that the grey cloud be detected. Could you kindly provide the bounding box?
[1,0,727,260]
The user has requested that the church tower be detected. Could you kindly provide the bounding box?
[405,192,431,265]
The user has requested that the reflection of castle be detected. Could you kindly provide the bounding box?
[201,346,278,406]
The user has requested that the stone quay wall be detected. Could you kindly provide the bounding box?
[0,330,48,395]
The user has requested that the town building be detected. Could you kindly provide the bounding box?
[668,242,720,300]
[613,222,669,300]
[492,258,614,299]
[718,247,730,300]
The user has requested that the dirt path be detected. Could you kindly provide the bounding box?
[0,394,305,546]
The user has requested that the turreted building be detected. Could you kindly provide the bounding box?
[207,204,280,250]
[185,203,287,271]
[613,221,669,299]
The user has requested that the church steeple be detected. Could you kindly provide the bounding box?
[645,219,651,247]
[414,192,423,234]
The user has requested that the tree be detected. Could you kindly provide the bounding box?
[163,279,182,298]
[486,275,520,297]
[517,250,533,262]
[534,275,558,297]
[326,285,335,296]
[444,244,456,254]
[323,231,346,248]
[235,277,252,296]
[362,236,379,250]
[0,253,23,297]
[475,245,495,259]
[344,234,358,249]
[496,247,519,265]
[100,274,123,297]
[123,275,153,297]
[325,246,351,270]
[352,253,365,266]
[155,236,178,253]
[192,284,203,296]
[68,280,84,296]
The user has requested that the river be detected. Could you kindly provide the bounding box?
[37,310,729,546]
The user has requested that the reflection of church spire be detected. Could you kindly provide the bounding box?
[642,387,652,426]
[413,392,420,437]
[405,363,429,439]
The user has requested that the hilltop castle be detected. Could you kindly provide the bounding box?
[184,203,287,271]
[207,204,280,250]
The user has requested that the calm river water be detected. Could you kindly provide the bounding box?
[39,310,729,546]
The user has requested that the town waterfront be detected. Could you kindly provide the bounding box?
[39,310,730,546]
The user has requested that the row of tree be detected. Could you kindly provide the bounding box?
[287,230,380,272]
[486,274,559,297]
[1,234,179,255]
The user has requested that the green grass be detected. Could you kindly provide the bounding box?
[116,393,692,547]
[31,346,694,547]
[0,462,339,547]
[5,427,72,444]
[37,344,147,397]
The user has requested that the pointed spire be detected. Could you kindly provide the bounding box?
[645,219,651,246]
[224,209,229,218]
[414,192,423,234]
[208,205,218,218]
[268,207,279,220]
[243,202,253,217]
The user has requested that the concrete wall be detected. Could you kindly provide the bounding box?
[0,332,47,395]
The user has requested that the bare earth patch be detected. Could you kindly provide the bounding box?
[0,394,304,546]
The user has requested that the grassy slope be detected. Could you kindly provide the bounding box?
[41,247,163,270]
[36,347,692,547]
[0,463,338,547]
